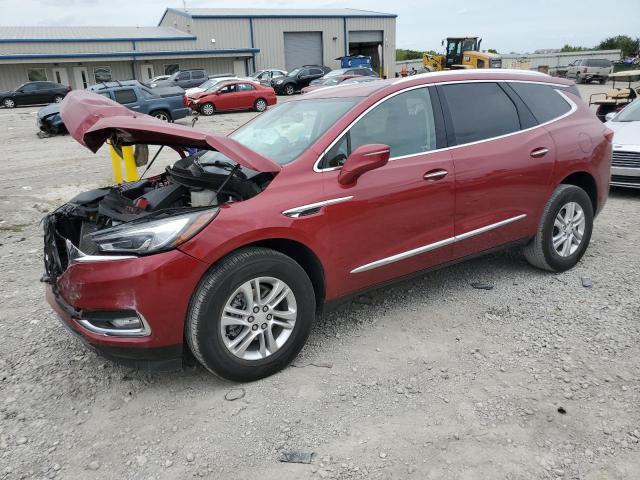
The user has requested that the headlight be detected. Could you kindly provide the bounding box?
[150,83,157,88]
[276,79,284,85]
[91,209,218,254]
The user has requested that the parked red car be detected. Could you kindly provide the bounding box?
[186,80,276,115]
[45,70,611,381]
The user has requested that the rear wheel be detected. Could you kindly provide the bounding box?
[2,98,15,108]
[200,103,215,116]
[254,98,268,112]
[186,247,315,382]
[284,84,295,96]
[53,95,64,103]
[524,184,593,272]
[599,78,606,85]
[150,110,171,122]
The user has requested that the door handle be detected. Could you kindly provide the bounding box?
[423,169,448,181]
[530,147,549,158]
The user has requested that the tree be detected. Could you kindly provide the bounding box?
[487,49,498,54]
[560,44,588,52]
[396,49,424,61]
[597,35,640,56]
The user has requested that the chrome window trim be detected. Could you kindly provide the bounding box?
[314,80,577,173]
[351,214,527,274]
[282,196,353,218]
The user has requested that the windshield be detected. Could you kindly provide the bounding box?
[201,98,360,165]
[614,99,640,122]
[287,69,301,78]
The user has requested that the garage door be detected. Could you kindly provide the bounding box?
[284,32,323,71]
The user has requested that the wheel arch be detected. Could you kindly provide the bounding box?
[243,238,326,311]
[559,171,598,213]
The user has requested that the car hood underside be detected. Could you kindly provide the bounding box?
[60,90,281,174]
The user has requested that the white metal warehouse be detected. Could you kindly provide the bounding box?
[0,8,397,92]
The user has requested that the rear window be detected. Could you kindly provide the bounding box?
[509,82,572,124]
[113,89,137,104]
[440,82,521,145]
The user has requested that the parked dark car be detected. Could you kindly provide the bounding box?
[37,80,189,135]
[309,67,378,86]
[45,71,611,381]
[150,69,209,89]
[1,81,70,108]
[271,65,331,95]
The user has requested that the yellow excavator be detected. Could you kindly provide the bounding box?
[423,36,502,71]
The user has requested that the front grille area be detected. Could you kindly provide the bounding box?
[611,175,640,186]
[612,150,640,168]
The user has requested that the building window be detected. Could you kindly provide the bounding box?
[94,66,112,83]
[164,64,179,75]
[27,68,47,81]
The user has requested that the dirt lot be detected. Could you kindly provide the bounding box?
[1,83,639,480]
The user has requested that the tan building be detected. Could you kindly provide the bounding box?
[0,8,396,92]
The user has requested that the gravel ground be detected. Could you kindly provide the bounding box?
[1,83,639,480]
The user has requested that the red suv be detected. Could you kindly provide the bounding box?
[45,70,612,381]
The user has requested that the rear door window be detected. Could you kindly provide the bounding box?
[113,89,137,104]
[192,71,205,80]
[439,82,521,145]
[509,82,572,124]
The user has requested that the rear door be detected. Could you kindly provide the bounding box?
[437,81,557,259]
[320,86,455,296]
[236,83,257,109]
[190,70,206,88]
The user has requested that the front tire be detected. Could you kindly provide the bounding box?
[53,95,64,103]
[2,98,15,108]
[200,102,215,116]
[524,184,593,272]
[186,247,316,382]
[284,84,295,96]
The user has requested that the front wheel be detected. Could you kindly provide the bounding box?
[186,247,316,382]
[2,98,15,108]
[53,95,64,103]
[524,184,594,272]
[284,84,295,96]
[200,102,215,116]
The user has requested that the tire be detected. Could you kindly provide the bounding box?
[150,110,171,122]
[200,103,215,116]
[524,184,594,272]
[186,247,316,382]
[599,78,606,85]
[53,95,64,103]
[254,98,268,112]
[2,98,15,108]
[284,84,295,96]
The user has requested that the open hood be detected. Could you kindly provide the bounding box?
[60,90,281,173]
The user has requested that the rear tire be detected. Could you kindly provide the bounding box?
[186,247,315,382]
[2,98,15,108]
[53,95,64,103]
[524,184,593,272]
[150,110,171,122]
[200,103,215,116]
[254,98,268,112]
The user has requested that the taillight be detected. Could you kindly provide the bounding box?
[604,128,614,143]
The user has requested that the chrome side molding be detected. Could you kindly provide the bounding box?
[351,214,527,274]
[282,196,354,218]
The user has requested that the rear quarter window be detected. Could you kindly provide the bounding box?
[509,82,572,124]
[439,82,521,145]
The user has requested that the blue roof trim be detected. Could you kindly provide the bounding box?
[0,48,260,61]
[0,36,197,44]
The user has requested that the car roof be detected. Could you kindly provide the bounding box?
[302,69,573,100]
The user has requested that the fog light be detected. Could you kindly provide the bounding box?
[76,310,151,337]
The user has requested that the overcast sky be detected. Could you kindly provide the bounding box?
[1,0,637,53]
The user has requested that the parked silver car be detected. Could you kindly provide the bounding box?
[249,69,287,86]
[566,58,612,84]
[606,99,640,188]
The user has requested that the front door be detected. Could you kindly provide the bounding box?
[52,68,69,87]
[436,81,556,259]
[214,83,240,111]
[72,67,89,89]
[320,86,455,296]
[141,64,155,83]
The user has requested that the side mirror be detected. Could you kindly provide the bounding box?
[338,144,390,186]
[604,112,616,122]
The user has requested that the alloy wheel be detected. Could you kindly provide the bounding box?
[285,85,295,95]
[220,277,297,361]
[552,202,585,257]
[53,95,64,103]
[3,99,15,108]
[201,103,214,116]
[154,112,169,121]
[255,99,267,112]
